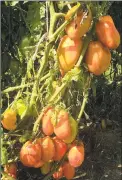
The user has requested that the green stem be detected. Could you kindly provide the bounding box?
[32,110,45,136]
[76,23,95,67]
[49,3,81,42]
[77,92,88,124]
[76,34,92,67]
[48,2,56,37]
[48,2,65,40]
[43,154,67,180]
[48,82,67,104]
[77,76,91,124]
[2,73,50,94]
[30,43,52,107]
[2,83,33,94]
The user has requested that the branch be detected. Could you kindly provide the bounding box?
[2,83,33,94]
[77,76,91,124]
[2,73,50,94]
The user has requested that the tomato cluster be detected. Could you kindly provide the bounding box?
[57,4,92,76]
[57,5,120,76]
[19,107,84,179]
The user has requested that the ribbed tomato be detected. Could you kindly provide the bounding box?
[20,140,44,168]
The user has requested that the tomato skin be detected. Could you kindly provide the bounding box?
[57,35,83,74]
[68,141,85,167]
[96,15,120,49]
[53,166,63,179]
[54,109,72,141]
[42,107,54,136]
[20,140,43,168]
[41,136,55,162]
[41,162,51,175]
[63,162,75,179]
[1,109,17,130]
[65,6,92,40]
[85,41,111,75]
[53,137,68,161]
[4,163,17,178]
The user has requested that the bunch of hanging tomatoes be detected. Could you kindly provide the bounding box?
[57,4,120,76]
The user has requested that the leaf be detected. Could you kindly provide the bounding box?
[1,147,8,165]
[23,1,29,4]
[26,2,45,33]
[10,1,19,6]
[63,67,81,83]
[16,99,26,116]
[19,131,31,143]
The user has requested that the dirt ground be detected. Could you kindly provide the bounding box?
[74,129,122,180]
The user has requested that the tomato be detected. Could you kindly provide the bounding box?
[65,5,92,40]
[41,136,55,162]
[65,4,80,20]
[53,166,63,179]
[4,163,17,178]
[63,117,78,144]
[68,141,85,167]
[53,137,67,161]
[42,107,54,136]
[57,35,83,75]
[63,162,75,179]
[85,41,111,75]
[1,109,17,130]
[41,162,51,175]
[96,15,120,49]
[54,109,72,141]
[20,140,44,168]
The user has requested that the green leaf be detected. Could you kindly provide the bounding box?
[10,1,19,6]
[1,147,8,165]
[16,99,26,116]
[23,1,29,4]
[19,131,31,143]
[26,2,45,33]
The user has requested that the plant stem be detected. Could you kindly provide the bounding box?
[48,2,56,37]
[76,34,92,67]
[48,82,67,104]
[49,3,81,42]
[2,83,33,94]
[32,110,45,136]
[2,73,50,94]
[29,43,52,107]
[77,76,91,124]
[77,92,88,124]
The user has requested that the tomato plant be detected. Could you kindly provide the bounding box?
[1,1,121,180]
